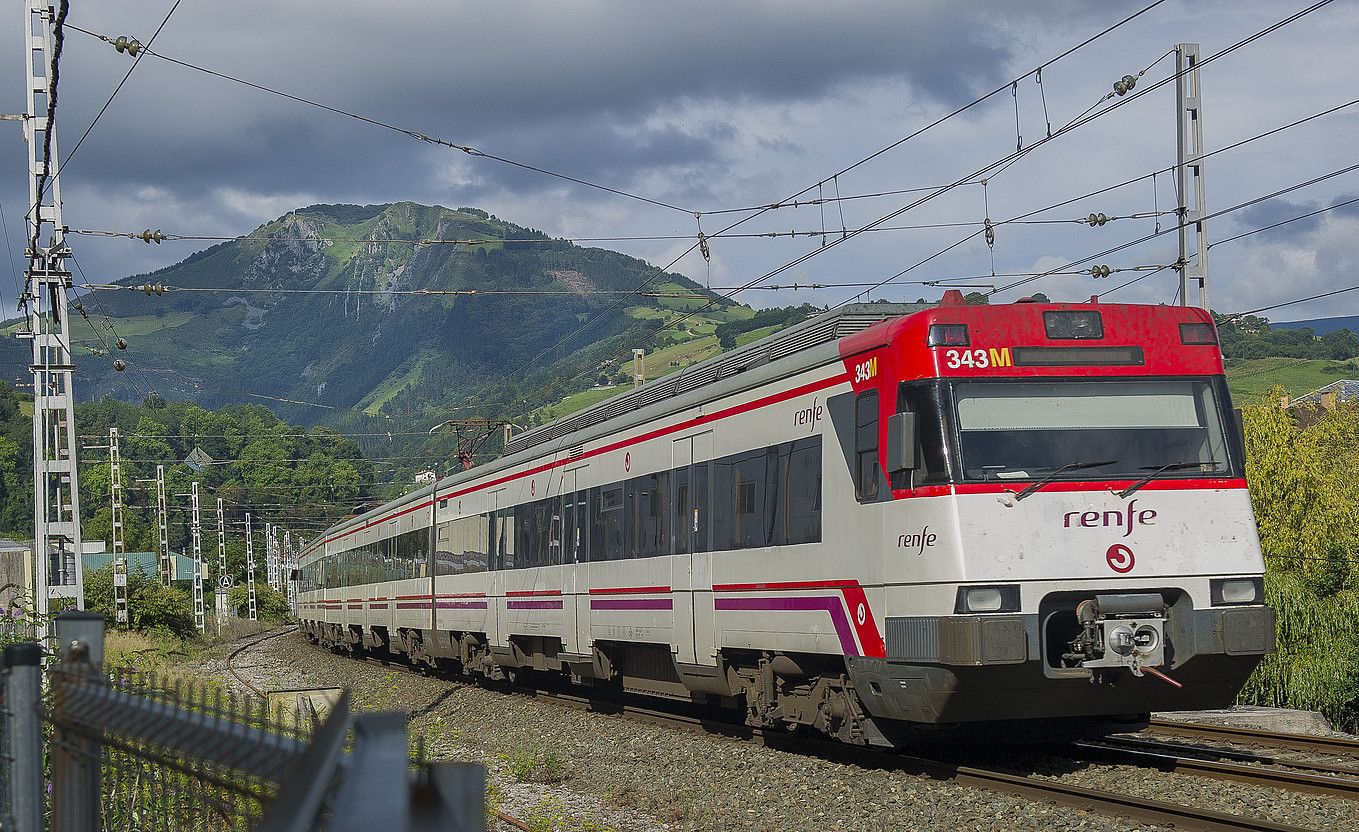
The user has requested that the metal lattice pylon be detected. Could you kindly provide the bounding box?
[109,427,127,626]
[20,0,84,627]
[191,482,204,631]
[156,464,170,584]
[265,523,279,590]
[245,512,257,621]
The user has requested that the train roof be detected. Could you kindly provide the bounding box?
[301,302,926,558]
[503,302,929,457]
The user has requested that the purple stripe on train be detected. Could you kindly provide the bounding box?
[590,598,674,611]
[507,600,564,610]
[437,600,489,610]
[713,596,859,657]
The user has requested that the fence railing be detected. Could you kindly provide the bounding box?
[1,612,485,832]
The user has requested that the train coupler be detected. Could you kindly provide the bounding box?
[1067,593,1169,684]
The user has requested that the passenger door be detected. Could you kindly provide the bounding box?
[672,431,714,665]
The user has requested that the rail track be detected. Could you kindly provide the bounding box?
[224,625,298,698]
[1146,718,1359,760]
[233,631,1356,832]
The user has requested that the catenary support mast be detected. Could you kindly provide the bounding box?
[191,482,204,631]
[109,427,127,626]
[156,464,170,584]
[245,512,257,621]
[1175,42,1209,309]
[19,0,84,626]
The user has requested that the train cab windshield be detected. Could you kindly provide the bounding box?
[898,377,1240,485]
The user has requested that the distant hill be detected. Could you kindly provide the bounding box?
[1271,315,1359,336]
[0,203,750,428]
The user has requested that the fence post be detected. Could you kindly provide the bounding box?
[4,643,44,832]
[51,611,106,832]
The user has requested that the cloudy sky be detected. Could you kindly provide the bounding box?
[2,0,1356,322]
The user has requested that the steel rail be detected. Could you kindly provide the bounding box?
[1103,735,1359,778]
[290,637,1334,832]
[513,687,1318,832]
[1147,719,1359,760]
[225,626,298,698]
[1070,738,1359,801]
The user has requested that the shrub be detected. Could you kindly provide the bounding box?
[83,565,197,639]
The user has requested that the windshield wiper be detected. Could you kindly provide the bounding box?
[1118,460,1220,498]
[1014,460,1119,501]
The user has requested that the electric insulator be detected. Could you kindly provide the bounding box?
[116,338,127,350]
[1089,265,1112,278]
[1086,212,1109,226]
[984,218,995,247]
[1123,74,1137,90]
[113,359,126,372]
[139,229,165,244]
[1114,80,1127,96]
[113,36,142,56]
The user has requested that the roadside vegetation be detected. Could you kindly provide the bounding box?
[1237,387,1359,730]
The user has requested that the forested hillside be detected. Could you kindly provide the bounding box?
[0,384,377,545]
[0,203,749,433]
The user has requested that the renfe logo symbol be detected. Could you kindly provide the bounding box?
[1063,497,1157,538]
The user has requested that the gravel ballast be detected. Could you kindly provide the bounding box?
[213,632,1358,832]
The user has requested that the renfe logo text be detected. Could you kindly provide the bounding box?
[1064,498,1157,538]
[898,526,937,555]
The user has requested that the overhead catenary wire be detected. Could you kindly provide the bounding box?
[64,23,695,216]
[466,6,1339,425]
[988,160,1359,298]
[70,0,1174,422]
[67,211,1170,252]
[1208,195,1359,249]
[39,0,185,217]
[827,94,1359,308]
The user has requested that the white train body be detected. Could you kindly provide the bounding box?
[298,298,1273,742]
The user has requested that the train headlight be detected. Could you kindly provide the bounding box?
[1210,577,1263,606]
[954,584,1020,614]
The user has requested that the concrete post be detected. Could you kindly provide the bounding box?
[51,611,105,832]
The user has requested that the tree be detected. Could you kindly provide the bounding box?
[1235,389,1359,730]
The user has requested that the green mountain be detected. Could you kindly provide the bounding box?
[1,203,751,430]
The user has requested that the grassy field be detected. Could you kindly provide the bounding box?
[1225,357,1359,402]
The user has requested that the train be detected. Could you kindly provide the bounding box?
[297,292,1275,744]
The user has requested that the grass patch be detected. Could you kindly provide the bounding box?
[359,351,432,414]
[1225,357,1359,401]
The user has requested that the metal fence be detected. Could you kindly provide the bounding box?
[1,612,485,832]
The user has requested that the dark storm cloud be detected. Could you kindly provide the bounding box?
[22,0,1046,205]
[1228,193,1359,243]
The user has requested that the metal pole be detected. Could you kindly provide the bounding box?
[246,512,257,621]
[191,482,204,631]
[109,427,127,627]
[3,642,44,832]
[216,497,227,627]
[1175,42,1209,308]
[20,0,85,635]
[156,464,170,584]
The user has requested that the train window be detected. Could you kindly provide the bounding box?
[787,437,822,544]
[495,507,516,569]
[855,391,880,501]
[673,468,691,555]
[895,380,952,487]
[638,471,669,558]
[591,485,626,561]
